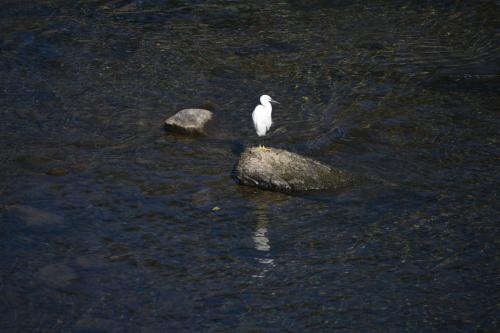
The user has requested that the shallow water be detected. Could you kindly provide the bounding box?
[1,1,499,331]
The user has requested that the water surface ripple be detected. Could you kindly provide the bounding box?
[1,1,499,332]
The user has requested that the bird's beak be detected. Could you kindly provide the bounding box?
[270,99,280,104]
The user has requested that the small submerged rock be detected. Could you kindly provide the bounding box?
[6,204,64,227]
[38,263,77,288]
[164,108,213,134]
[237,147,355,192]
[74,317,122,332]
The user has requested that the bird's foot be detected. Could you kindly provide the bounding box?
[258,145,272,152]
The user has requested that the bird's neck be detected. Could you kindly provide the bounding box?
[262,101,272,113]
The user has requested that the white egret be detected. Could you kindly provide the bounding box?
[252,94,279,150]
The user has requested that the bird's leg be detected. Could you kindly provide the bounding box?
[258,140,271,152]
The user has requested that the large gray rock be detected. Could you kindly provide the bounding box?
[164,108,213,134]
[237,147,355,192]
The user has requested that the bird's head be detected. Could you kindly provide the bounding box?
[260,95,279,105]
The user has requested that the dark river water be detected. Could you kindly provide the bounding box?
[1,1,499,332]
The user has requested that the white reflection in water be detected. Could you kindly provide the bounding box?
[253,227,270,251]
[252,204,275,278]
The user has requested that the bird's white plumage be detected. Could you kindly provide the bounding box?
[252,105,270,136]
[252,95,275,137]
